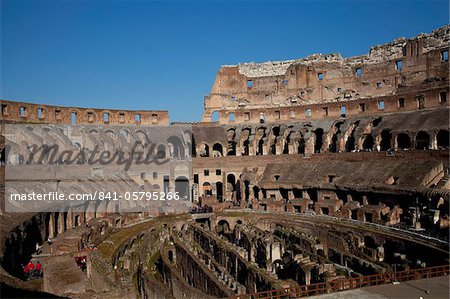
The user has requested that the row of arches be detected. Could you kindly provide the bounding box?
[196,129,449,157]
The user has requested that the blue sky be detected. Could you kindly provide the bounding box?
[1,0,448,122]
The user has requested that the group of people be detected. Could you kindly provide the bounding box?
[22,261,42,279]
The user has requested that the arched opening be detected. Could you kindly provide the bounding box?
[216,181,224,202]
[175,176,190,200]
[329,133,338,153]
[293,188,302,199]
[244,180,250,203]
[364,236,377,249]
[199,143,209,157]
[329,122,343,153]
[227,174,236,191]
[415,131,430,150]
[280,188,289,201]
[380,129,392,151]
[314,128,324,153]
[253,186,260,200]
[119,129,131,143]
[154,144,166,160]
[242,140,250,156]
[212,143,223,157]
[298,135,306,154]
[437,130,449,149]
[270,127,280,155]
[272,126,280,136]
[283,129,293,154]
[397,133,411,150]
[167,136,184,159]
[227,141,236,156]
[216,220,231,236]
[362,134,374,151]
[236,179,241,202]
[211,111,219,122]
[241,128,251,156]
[203,182,212,197]
[256,127,266,156]
[257,138,264,155]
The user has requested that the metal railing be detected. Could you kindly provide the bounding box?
[228,264,449,299]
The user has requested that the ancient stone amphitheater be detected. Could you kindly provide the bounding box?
[0,26,449,298]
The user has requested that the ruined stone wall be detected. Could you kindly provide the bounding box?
[203,26,449,124]
[0,99,169,125]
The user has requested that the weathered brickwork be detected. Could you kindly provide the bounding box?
[203,26,449,124]
[0,99,169,125]
[0,26,449,299]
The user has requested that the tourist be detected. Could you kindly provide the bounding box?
[35,261,43,277]
[22,264,29,279]
[36,243,42,255]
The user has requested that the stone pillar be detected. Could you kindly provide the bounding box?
[288,190,294,200]
[346,194,353,203]
[393,134,398,149]
[271,242,281,261]
[250,245,256,262]
[58,213,65,235]
[48,213,55,238]
[305,268,312,285]
[66,212,73,230]
[302,190,309,199]
[431,132,438,150]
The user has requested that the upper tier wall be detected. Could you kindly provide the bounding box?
[0,99,169,125]
[204,25,450,124]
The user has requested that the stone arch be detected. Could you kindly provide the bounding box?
[297,132,306,155]
[105,129,116,140]
[156,144,167,159]
[135,129,150,145]
[227,128,237,156]
[240,128,251,156]
[314,128,324,153]
[167,136,185,159]
[212,143,224,157]
[227,174,237,201]
[216,219,231,235]
[199,143,209,157]
[282,126,294,154]
[255,126,267,156]
[396,133,411,150]
[436,130,449,149]
[216,181,224,201]
[203,182,212,197]
[415,131,430,150]
[253,186,260,200]
[119,129,132,143]
[380,129,392,151]
[362,134,374,151]
[211,111,219,122]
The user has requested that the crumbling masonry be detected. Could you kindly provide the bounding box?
[0,25,449,298]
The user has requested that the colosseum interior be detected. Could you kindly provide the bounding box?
[0,25,449,298]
